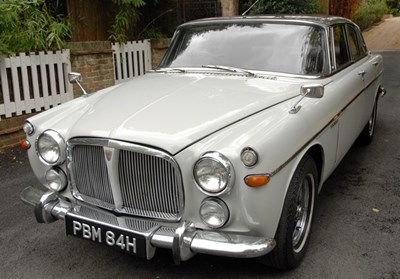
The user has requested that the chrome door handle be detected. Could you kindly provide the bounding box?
[372,61,379,66]
[358,70,366,76]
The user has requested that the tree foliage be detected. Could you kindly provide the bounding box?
[108,0,146,43]
[386,0,400,15]
[240,0,319,15]
[0,0,70,55]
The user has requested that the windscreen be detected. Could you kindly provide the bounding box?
[160,22,326,75]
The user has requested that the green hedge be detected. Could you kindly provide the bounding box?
[354,0,388,30]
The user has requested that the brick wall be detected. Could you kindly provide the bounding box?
[151,38,171,69]
[69,41,115,97]
[0,114,36,149]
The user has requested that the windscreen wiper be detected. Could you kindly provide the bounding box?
[153,68,187,73]
[202,65,256,77]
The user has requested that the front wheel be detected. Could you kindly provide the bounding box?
[260,154,318,269]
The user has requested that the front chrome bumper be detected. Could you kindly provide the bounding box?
[21,186,276,263]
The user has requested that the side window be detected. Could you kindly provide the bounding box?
[347,25,363,61]
[333,25,350,69]
[302,29,325,75]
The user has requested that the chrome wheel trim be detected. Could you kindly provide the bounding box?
[292,173,315,253]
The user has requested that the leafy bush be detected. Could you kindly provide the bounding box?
[240,0,319,15]
[386,0,400,15]
[354,0,388,30]
[0,0,70,55]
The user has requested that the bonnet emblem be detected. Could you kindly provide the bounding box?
[104,147,113,161]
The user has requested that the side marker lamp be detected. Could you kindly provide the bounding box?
[241,147,258,167]
[21,139,31,150]
[23,122,35,136]
[245,174,270,187]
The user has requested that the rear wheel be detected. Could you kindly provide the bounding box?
[260,154,318,269]
[357,97,378,146]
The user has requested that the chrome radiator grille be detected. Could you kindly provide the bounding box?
[68,139,183,221]
[71,145,115,207]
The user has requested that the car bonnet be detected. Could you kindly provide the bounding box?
[52,72,302,154]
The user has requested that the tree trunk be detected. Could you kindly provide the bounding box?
[220,0,239,17]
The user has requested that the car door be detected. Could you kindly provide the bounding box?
[347,24,383,123]
[331,24,367,163]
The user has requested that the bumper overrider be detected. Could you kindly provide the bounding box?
[21,186,276,263]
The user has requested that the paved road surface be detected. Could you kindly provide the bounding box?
[363,16,400,51]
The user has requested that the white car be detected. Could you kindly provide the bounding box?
[21,15,385,269]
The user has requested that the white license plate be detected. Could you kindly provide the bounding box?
[65,215,146,258]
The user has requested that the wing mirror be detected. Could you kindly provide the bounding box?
[290,84,324,114]
[68,72,82,83]
[301,84,324,98]
[68,72,88,96]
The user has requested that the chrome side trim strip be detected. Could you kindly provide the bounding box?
[270,72,383,177]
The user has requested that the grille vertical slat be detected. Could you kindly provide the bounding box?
[118,150,181,219]
[69,139,183,221]
[72,145,115,206]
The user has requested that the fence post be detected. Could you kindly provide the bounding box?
[0,56,12,117]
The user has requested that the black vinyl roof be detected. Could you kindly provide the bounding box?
[181,15,355,29]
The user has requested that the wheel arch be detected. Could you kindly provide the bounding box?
[305,144,324,192]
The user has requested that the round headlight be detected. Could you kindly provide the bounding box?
[36,130,66,165]
[193,152,234,195]
[45,167,67,192]
[199,198,229,228]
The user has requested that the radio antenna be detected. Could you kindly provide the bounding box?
[242,0,262,16]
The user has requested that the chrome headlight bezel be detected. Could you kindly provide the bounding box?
[45,167,68,192]
[199,198,230,228]
[193,152,234,196]
[36,130,66,166]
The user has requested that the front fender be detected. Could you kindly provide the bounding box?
[175,98,332,238]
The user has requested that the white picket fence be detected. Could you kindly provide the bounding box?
[0,42,151,120]
[112,40,152,84]
[0,50,73,120]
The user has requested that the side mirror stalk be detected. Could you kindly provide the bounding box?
[68,72,88,97]
[289,84,324,114]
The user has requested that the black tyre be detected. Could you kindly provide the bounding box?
[260,154,318,270]
[357,97,378,146]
